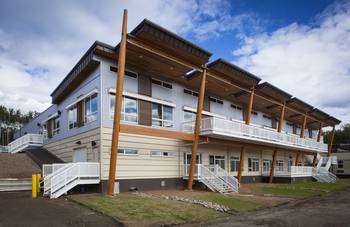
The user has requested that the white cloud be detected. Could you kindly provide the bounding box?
[233,1,350,125]
[0,0,245,113]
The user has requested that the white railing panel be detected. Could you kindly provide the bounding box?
[186,117,328,153]
[8,133,43,153]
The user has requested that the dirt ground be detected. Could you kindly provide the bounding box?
[0,153,41,178]
[0,191,120,227]
[183,188,350,227]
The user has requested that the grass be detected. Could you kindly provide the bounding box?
[252,179,350,198]
[191,192,262,211]
[70,193,226,226]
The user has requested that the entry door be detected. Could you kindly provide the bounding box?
[184,153,202,175]
[73,147,88,162]
[209,155,225,170]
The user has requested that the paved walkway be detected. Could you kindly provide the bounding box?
[0,192,120,227]
[184,188,350,227]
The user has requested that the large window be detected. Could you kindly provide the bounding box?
[52,117,60,136]
[85,93,98,123]
[110,95,138,123]
[68,105,78,129]
[263,159,271,172]
[248,158,259,172]
[152,103,173,127]
[230,157,240,172]
[276,160,284,172]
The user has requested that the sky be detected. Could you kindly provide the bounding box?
[0,0,349,127]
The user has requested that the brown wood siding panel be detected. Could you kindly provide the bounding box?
[47,119,53,138]
[77,100,84,127]
[203,95,210,112]
[138,74,152,126]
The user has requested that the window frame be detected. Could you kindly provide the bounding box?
[117,148,138,156]
[150,151,175,157]
[85,93,98,124]
[184,88,198,97]
[276,160,284,172]
[248,158,260,172]
[52,117,60,136]
[209,96,224,104]
[263,159,271,172]
[338,160,344,169]
[68,104,78,130]
[230,157,240,172]
[151,78,173,89]
[109,94,138,124]
[151,103,174,128]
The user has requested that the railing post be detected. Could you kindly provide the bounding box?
[327,125,336,157]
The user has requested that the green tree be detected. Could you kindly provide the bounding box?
[324,124,350,144]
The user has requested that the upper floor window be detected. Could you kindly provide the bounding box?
[152,78,172,89]
[209,96,223,104]
[85,93,98,123]
[152,103,173,127]
[248,158,259,172]
[68,105,78,129]
[110,94,138,123]
[184,89,198,97]
[231,104,242,110]
[110,66,137,79]
[52,117,60,136]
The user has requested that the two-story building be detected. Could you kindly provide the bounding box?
[14,16,340,195]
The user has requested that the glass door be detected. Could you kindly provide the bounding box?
[184,153,202,176]
[209,155,225,170]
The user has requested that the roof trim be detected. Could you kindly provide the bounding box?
[255,82,293,100]
[130,19,212,58]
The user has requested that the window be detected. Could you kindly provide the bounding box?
[150,151,175,157]
[110,95,138,123]
[152,103,173,127]
[263,160,271,172]
[184,89,198,97]
[110,66,137,78]
[337,170,344,173]
[209,96,223,104]
[52,117,60,136]
[338,160,344,169]
[276,160,284,172]
[152,78,172,89]
[248,158,259,172]
[118,149,138,155]
[230,157,240,172]
[85,93,98,123]
[209,155,225,169]
[68,105,78,129]
[251,111,258,115]
[231,104,242,110]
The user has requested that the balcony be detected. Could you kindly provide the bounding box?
[183,117,327,153]
[262,166,314,177]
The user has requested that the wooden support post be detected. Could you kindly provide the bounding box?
[269,148,277,183]
[245,88,255,125]
[277,104,285,133]
[187,66,207,190]
[107,9,128,195]
[237,144,246,183]
[295,114,307,166]
[295,151,300,166]
[327,125,336,157]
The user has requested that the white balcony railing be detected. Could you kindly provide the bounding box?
[262,165,314,177]
[183,117,327,153]
[8,133,43,153]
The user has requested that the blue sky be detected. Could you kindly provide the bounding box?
[0,0,349,127]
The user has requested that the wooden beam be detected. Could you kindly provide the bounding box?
[277,104,286,132]
[187,66,207,190]
[269,148,277,183]
[327,125,336,157]
[245,88,255,125]
[266,104,280,109]
[237,144,246,183]
[107,9,128,195]
[290,113,302,118]
[120,124,194,141]
[300,115,307,138]
[317,122,323,142]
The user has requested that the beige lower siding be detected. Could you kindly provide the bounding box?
[101,127,308,181]
[101,127,184,180]
[43,128,100,163]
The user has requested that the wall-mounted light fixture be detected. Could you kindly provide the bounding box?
[76,141,81,145]
[91,141,96,147]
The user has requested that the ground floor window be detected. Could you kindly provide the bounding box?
[263,159,271,172]
[276,160,284,171]
[209,155,225,169]
[230,157,239,172]
[248,158,259,172]
[118,149,138,155]
[338,160,344,169]
[150,151,175,157]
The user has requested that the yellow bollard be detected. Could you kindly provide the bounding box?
[36,174,41,194]
[32,174,37,198]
